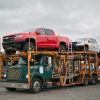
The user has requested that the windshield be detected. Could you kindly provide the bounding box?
[18,57,27,65]
[17,56,42,66]
[23,28,37,33]
[10,55,50,66]
[30,55,42,65]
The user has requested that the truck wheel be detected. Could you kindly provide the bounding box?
[91,76,96,85]
[83,76,89,86]
[30,78,42,93]
[6,88,16,91]
[59,44,66,52]
[23,41,36,51]
[83,46,88,51]
[5,50,16,54]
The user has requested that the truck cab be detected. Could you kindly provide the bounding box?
[1,54,53,92]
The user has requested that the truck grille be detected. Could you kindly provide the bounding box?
[3,35,15,43]
[8,68,21,80]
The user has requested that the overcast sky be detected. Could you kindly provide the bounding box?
[0,0,100,42]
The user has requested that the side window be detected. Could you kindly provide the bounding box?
[90,39,97,43]
[91,39,94,43]
[95,40,97,43]
[36,28,45,35]
[93,39,97,43]
[88,39,92,43]
[45,29,54,35]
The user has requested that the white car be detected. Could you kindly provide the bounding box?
[75,38,100,52]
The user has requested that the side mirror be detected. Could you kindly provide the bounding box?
[48,57,52,67]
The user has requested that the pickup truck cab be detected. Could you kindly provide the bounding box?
[2,28,69,53]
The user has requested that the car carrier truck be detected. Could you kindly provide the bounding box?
[0,50,100,93]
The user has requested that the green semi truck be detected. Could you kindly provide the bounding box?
[1,52,54,92]
[0,51,100,93]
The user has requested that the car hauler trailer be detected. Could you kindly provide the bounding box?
[0,51,100,93]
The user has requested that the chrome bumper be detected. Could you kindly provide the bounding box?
[0,82,30,89]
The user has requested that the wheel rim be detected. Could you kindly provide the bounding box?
[33,81,40,92]
[84,46,88,51]
[85,79,88,85]
[92,78,96,84]
[23,42,35,51]
[30,42,35,50]
[84,78,88,85]
[60,45,66,52]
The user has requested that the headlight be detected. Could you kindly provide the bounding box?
[3,74,6,78]
[26,74,28,78]
[15,34,23,38]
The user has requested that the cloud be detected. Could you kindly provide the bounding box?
[0,0,100,43]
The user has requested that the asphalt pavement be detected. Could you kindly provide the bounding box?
[0,83,100,100]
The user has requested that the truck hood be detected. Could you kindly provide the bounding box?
[3,32,29,37]
[3,33,26,37]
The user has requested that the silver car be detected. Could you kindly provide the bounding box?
[75,38,100,52]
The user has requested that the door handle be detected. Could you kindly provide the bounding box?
[47,38,49,40]
[45,36,49,40]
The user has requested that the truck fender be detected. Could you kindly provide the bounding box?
[31,73,44,84]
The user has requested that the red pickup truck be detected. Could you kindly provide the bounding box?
[2,28,69,53]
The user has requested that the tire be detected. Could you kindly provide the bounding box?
[98,52,100,58]
[5,50,16,54]
[83,46,88,51]
[91,76,97,85]
[43,82,48,89]
[23,41,36,51]
[59,44,66,52]
[6,88,16,91]
[30,78,42,93]
[83,76,89,86]
[77,47,81,51]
